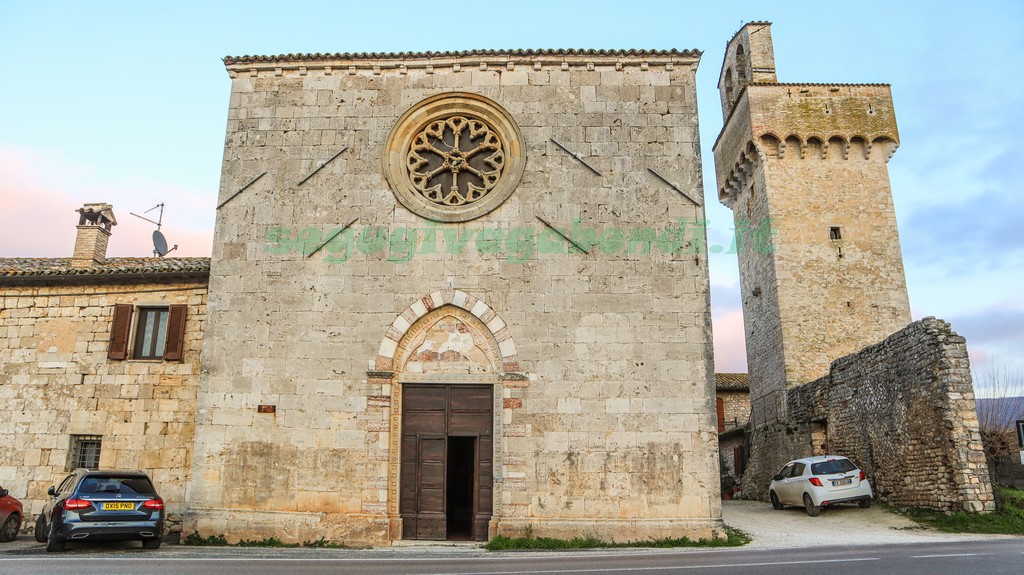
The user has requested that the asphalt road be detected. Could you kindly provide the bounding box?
[0,538,1022,575]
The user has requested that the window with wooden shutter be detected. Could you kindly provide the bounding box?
[108,304,134,360]
[163,304,188,361]
[133,307,169,359]
[716,397,725,433]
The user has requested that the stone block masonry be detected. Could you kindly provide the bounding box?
[0,278,208,522]
[189,49,723,545]
[742,317,995,513]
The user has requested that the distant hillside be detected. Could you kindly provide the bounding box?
[976,397,1024,428]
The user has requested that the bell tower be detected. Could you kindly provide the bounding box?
[713,22,912,426]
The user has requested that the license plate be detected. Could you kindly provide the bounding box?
[832,478,852,487]
[102,502,135,511]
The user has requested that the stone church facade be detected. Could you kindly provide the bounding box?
[188,48,720,544]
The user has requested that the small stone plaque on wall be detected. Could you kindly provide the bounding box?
[257,404,276,414]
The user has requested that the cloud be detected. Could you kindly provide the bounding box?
[0,149,80,257]
[0,146,213,258]
[945,305,1024,374]
[950,307,1024,346]
[899,168,1024,277]
[712,308,747,374]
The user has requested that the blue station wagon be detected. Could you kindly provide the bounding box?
[35,469,164,552]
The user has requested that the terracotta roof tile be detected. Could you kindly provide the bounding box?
[224,48,701,65]
[715,372,749,391]
[0,257,211,278]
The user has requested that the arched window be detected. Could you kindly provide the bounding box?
[736,44,748,85]
[724,67,735,105]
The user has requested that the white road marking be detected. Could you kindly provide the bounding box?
[911,553,984,558]
[0,556,883,573]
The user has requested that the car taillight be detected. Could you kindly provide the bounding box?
[142,498,164,510]
[63,498,92,511]
[808,477,823,487]
[860,471,866,481]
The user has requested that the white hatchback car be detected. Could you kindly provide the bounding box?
[768,455,873,516]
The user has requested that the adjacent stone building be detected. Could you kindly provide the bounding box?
[187,48,721,544]
[715,373,749,495]
[0,205,208,536]
[712,23,993,512]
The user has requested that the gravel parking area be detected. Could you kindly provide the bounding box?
[723,499,1018,549]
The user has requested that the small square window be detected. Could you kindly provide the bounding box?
[68,435,102,470]
[133,307,169,359]
[829,226,842,241]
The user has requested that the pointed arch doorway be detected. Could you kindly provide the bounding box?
[380,292,517,542]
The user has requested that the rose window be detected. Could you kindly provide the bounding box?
[407,117,505,206]
[383,92,525,223]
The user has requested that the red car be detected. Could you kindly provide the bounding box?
[0,485,23,542]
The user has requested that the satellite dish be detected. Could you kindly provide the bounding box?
[153,230,169,257]
[130,203,178,257]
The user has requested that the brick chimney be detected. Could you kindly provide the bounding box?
[73,203,117,267]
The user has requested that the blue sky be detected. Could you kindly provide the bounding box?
[2,1,1021,388]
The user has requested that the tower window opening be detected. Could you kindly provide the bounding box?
[829,227,842,241]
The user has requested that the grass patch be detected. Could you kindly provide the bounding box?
[896,487,1024,535]
[182,533,348,548]
[182,533,230,546]
[483,526,751,551]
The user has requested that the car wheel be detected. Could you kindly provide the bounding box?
[859,497,873,508]
[803,493,820,517]
[142,536,162,550]
[45,534,65,552]
[0,515,19,542]
[34,515,47,543]
[770,491,783,510]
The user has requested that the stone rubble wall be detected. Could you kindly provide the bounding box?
[742,317,995,513]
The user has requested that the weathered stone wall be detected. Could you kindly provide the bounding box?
[718,432,745,493]
[723,155,787,425]
[190,50,722,544]
[718,389,749,431]
[0,280,207,521]
[717,388,750,491]
[742,318,995,513]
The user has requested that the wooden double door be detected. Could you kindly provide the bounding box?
[400,384,493,541]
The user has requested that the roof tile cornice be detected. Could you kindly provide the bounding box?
[0,257,211,279]
[224,48,701,67]
[765,82,892,88]
[715,372,750,391]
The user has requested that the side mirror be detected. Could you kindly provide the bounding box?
[771,474,782,481]
[0,489,8,498]
[47,486,56,497]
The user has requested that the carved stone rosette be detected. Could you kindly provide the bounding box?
[383,93,525,222]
